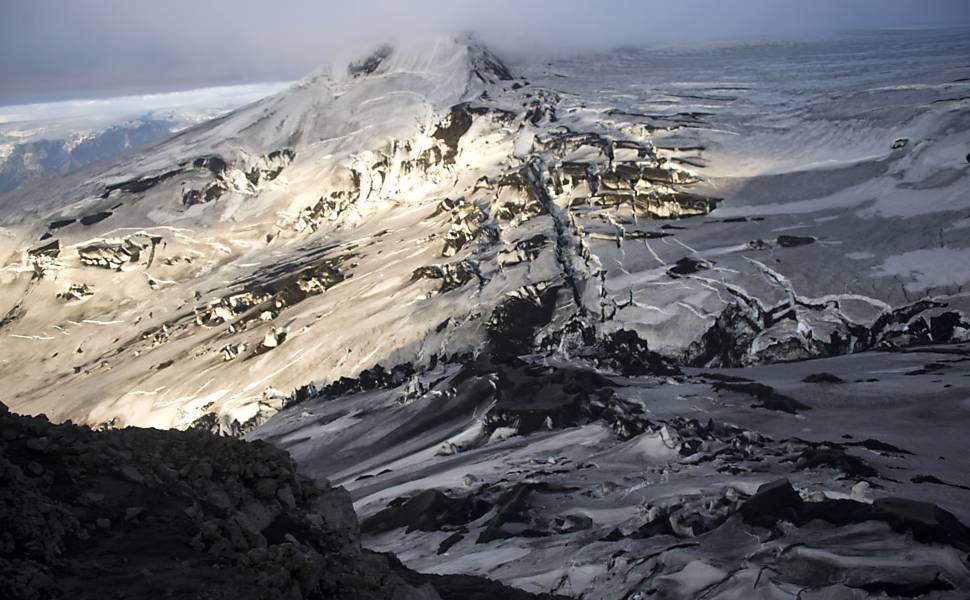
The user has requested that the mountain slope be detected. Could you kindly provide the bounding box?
[0,34,715,430]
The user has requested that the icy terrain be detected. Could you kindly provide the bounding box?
[1,28,969,598]
[0,82,289,192]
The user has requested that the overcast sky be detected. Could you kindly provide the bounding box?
[2,0,970,105]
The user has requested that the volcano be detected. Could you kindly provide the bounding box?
[2,31,970,598]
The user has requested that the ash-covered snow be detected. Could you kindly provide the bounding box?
[2,28,970,598]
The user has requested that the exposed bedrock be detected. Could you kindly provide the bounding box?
[411,260,484,294]
[497,234,548,266]
[578,328,682,377]
[78,235,161,270]
[348,45,394,77]
[432,104,475,165]
[57,283,94,302]
[486,283,565,357]
[181,149,295,206]
[195,251,352,331]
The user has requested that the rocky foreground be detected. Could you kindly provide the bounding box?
[0,401,563,600]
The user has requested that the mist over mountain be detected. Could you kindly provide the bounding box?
[3,0,970,103]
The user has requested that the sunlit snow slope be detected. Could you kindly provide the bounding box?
[0,34,720,429]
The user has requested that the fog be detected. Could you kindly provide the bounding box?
[2,0,969,104]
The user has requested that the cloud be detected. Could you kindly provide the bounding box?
[2,0,969,104]
[0,82,291,125]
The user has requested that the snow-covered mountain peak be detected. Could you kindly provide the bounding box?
[86,35,514,187]
[2,28,968,440]
[302,33,514,87]
[0,29,725,432]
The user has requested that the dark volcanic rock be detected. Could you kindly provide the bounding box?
[685,303,761,367]
[632,487,744,539]
[0,402,552,600]
[452,354,648,440]
[389,553,564,600]
[411,261,481,293]
[468,42,514,83]
[847,438,913,455]
[349,45,393,77]
[588,329,682,377]
[911,473,970,491]
[182,179,229,206]
[433,104,475,164]
[698,372,754,384]
[103,168,182,196]
[78,237,149,270]
[497,234,547,266]
[192,155,229,175]
[739,478,970,551]
[711,380,810,413]
[361,489,490,535]
[57,283,94,302]
[801,372,845,383]
[688,294,966,368]
[929,311,966,342]
[667,256,710,276]
[486,285,562,357]
[28,239,60,258]
[859,575,954,597]
[793,444,877,478]
[476,482,574,543]
[79,211,112,226]
[871,497,970,551]
[776,234,815,248]
[302,362,417,404]
[739,479,804,528]
[48,218,76,230]
[436,532,465,555]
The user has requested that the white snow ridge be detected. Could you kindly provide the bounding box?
[2,30,970,599]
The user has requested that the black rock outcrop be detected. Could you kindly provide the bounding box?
[739,478,970,552]
[0,402,559,600]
